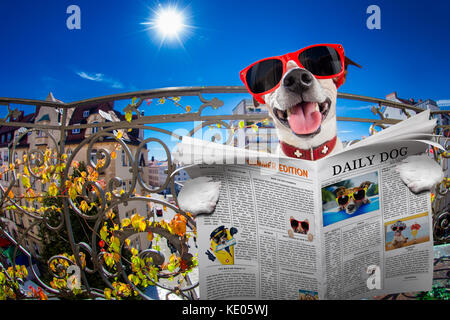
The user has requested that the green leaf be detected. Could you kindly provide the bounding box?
[100,226,108,241]
[21,175,31,189]
[125,110,132,123]
[48,183,58,197]
[110,236,121,253]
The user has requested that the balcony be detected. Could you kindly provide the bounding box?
[0,86,448,300]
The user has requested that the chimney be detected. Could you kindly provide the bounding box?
[386,92,397,100]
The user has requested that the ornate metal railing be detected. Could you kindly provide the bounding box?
[0,86,448,300]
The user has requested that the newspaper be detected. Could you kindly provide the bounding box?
[175,110,441,300]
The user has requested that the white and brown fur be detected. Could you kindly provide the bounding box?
[334,181,372,215]
[390,222,408,249]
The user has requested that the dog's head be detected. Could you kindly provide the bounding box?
[290,218,309,234]
[243,46,361,150]
[335,181,371,215]
[391,221,407,234]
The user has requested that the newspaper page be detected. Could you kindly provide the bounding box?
[175,109,438,300]
[318,140,434,300]
[188,156,323,300]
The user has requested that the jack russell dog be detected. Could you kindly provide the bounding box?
[176,44,444,215]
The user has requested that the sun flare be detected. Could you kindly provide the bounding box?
[141,5,190,45]
[155,8,184,37]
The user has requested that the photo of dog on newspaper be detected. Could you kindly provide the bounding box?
[174,44,444,216]
[322,171,380,227]
[385,213,430,251]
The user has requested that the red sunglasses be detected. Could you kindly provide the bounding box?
[239,44,345,104]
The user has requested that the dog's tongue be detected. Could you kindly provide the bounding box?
[288,102,322,135]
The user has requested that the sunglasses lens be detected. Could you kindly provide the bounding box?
[246,59,283,94]
[300,221,309,232]
[337,195,349,206]
[353,189,366,200]
[298,46,342,77]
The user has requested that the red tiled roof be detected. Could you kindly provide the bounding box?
[65,101,141,145]
[0,111,35,148]
[396,97,415,105]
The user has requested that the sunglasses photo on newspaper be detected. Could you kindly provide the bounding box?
[321,171,380,227]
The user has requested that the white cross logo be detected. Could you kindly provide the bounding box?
[294,150,303,158]
[321,145,329,154]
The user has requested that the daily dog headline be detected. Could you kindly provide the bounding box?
[331,146,408,176]
[181,144,409,179]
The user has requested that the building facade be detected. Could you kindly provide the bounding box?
[1,93,150,260]
[231,99,278,153]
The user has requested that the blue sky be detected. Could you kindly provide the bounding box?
[1,0,449,159]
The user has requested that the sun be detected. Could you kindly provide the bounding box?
[155,8,184,38]
[141,5,190,45]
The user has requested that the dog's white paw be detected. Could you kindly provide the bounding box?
[177,177,221,215]
[396,154,444,194]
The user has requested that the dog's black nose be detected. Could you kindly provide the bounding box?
[283,68,313,92]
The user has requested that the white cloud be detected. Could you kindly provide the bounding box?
[76,71,124,89]
[337,104,373,111]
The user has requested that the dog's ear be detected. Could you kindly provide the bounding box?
[335,186,347,196]
[338,57,362,86]
[360,181,372,189]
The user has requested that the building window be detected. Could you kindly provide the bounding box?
[7,132,12,142]
[126,208,136,217]
[1,135,5,143]
[34,243,40,256]
[83,110,90,118]
[90,149,97,164]
[92,121,99,134]
[122,150,126,166]
[72,128,80,134]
